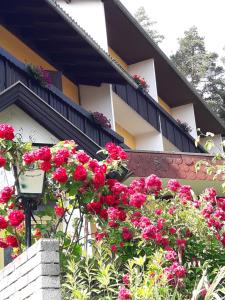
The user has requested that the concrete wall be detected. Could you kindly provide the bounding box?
[171,103,197,138]
[128,59,158,102]
[57,0,108,51]
[0,239,61,300]
[80,84,115,130]
[0,105,58,144]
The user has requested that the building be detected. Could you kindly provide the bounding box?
[0,0,224,267]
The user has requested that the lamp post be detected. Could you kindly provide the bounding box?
[16,167,45,248]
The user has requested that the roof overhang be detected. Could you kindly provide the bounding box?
[0,81,103,158]
[0,0,134,87]
[103,0,225,135]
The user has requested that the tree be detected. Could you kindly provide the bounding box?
[134,6,164,44]
[171,26,225,123]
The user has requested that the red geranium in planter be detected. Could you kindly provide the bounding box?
[92,112,111,128]
[133,74,149,92]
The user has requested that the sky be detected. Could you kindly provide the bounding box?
[121,0,225,58]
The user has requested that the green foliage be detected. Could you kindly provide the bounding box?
[134,6,164,44]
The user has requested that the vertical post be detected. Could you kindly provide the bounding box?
[23,198,32,248]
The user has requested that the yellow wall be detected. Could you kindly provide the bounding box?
[108,47,128,71]
[116,123,136,149]
[158,97,172,115]
[0,26,79,104]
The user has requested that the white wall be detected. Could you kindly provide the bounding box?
[0,105,58,144]
[57,0,108,51]
[171,103,197,138]
[80,84,115,130]
[128,59,158,102]
[136,131,164,151]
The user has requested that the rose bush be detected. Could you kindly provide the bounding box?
[0,123,225,299]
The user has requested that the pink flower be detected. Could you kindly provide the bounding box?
[122,274,130,285]
[0,186,14,203]
[111,244,117,252]
[155,208,163,215]
[118,286,132,300]
[141,225,157,240]
[34,146,51,161]
[167,179,181,192]
[169,227,176,234]
[129,193,146,208]
[76,151,90,164]
[165,250,177,261]
[145,174,162,195]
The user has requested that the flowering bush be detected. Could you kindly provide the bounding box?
[91,111,111,128]
[27,64,52,87]
[0,123,225,299]
[133,74,149,92]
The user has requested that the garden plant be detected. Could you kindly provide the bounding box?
[0,123,224,299]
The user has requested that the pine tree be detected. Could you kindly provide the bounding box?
[171,26,225,124]
[134,6,164,44]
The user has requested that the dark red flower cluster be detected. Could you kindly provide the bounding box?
[164,262,187,286]
[92,111,111,128]
[0,124,14,140]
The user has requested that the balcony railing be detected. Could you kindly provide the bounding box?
[112,84,206,153]
[0,48,124,148]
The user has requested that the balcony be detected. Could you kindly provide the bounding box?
[0,48,124,148]
[112,84,206,153]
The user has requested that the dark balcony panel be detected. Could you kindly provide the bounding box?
[137,92,148,121]
[113,84,127,103]
[147,102,159,130]
[0,60,6,92]
[126,84,138,110]
[173,127,183,150]
[166,121,176,145]
[85,119,100,145]
[181,135,190,152]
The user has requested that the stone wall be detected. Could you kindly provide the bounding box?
[0,239,61,300]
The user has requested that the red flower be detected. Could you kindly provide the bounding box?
[165,250,177,261]
[0,124,14,140]
[53,167,68,184]
[93,171,105,189]
[176,239,187,248]
[53,149,70,166]
[0,216,8,229]
[6,235,18,248]
[23,152,35,165]
[39,161,51,171]
[54,206,65,217]
[87,202,102,215]
[0,156,6,168]
[73,165,87,181]
[169,227,176,234]
[76,152,90,164]
[0,186,14,203]
[155,208,163,215]
[8,210,25,227]
[34,146,51,161]
[111,244,117,252]
[95,232,106,241]
[120,242,124,248]
[34,228,42,238]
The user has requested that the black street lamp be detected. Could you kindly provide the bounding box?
[16,166,45,248]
